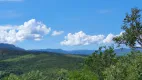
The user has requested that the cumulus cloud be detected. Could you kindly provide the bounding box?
[103,33,115,44]
[0,19,51,44]
[52,30,64,36]
[60,31,105,46]
[61,31,124,46]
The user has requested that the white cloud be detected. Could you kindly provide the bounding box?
[60,31,105,46]
[52,30,64,36]
[0,19,51,44]
[101,32,124,44]
[61,31,124,46]
[103,33,115,44]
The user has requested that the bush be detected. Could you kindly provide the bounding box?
[85,46,117,79]
[103,51,142,80]
[68,69,98,80]
[3,70,47,80]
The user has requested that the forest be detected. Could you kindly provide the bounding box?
[0,8,142,80]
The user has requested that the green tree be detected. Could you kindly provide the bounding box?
[103,51,142,80]
[3,70,47,80]
[85,46,117,80]
[57,68,98,80]
[113,8,142,48]
[57,69,69,80]
[68,69,98,80]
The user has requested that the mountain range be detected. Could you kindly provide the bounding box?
[0,43,25,51]
[29,49,95,55]
[29,48,132,56]
[0,43,141,56]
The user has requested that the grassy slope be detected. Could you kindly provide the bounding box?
[0,52,85,79]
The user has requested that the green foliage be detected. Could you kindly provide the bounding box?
[3,74,20,80]
[110,7,142,79]
[0,48,84,79]
[85,46,117,79]
[103,51,142,80]
[1,46,142,80]
[57,68,98,80]
[113,8,142,48]
[3,70,47,80]
[57,69,69,80]
[68,69,98,80]
[2,54,36,62]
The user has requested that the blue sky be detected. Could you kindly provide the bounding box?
[0,0,141,50]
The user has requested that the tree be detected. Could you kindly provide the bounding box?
[103,51,142,80]
[3,70,47,80]
[57,68,98,80]
[113,8,142,48]
[85,46,117,80]
[57,69,69,80]
[68,69,98,80]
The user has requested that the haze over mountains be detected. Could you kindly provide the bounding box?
[30,48,130,56]
[29,49,95,55]
[0,43,140,56]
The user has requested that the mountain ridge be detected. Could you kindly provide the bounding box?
[0,43,25,51]
[0,43,141,56]
[29,48,137,56]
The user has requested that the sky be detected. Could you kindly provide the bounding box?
[0,0,141,50]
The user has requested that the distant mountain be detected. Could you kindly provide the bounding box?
[114,48,142,56]
[114,48,131,56]
[30,48,142,56]
[0,43,25,51]
[1,43,142,56]
[29,49,95,55]
[29,49,68,53]
[68,50,95,55]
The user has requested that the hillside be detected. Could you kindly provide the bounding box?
[0,49,84,79]
[0,43,24,51]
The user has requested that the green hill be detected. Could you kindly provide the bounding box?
[0,50,84,80]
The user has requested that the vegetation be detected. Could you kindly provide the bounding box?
[85,46,117,80]
[0,51,84,80]
[113,8,142,48]
[103,51,142,80]
[0,7,142,80]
